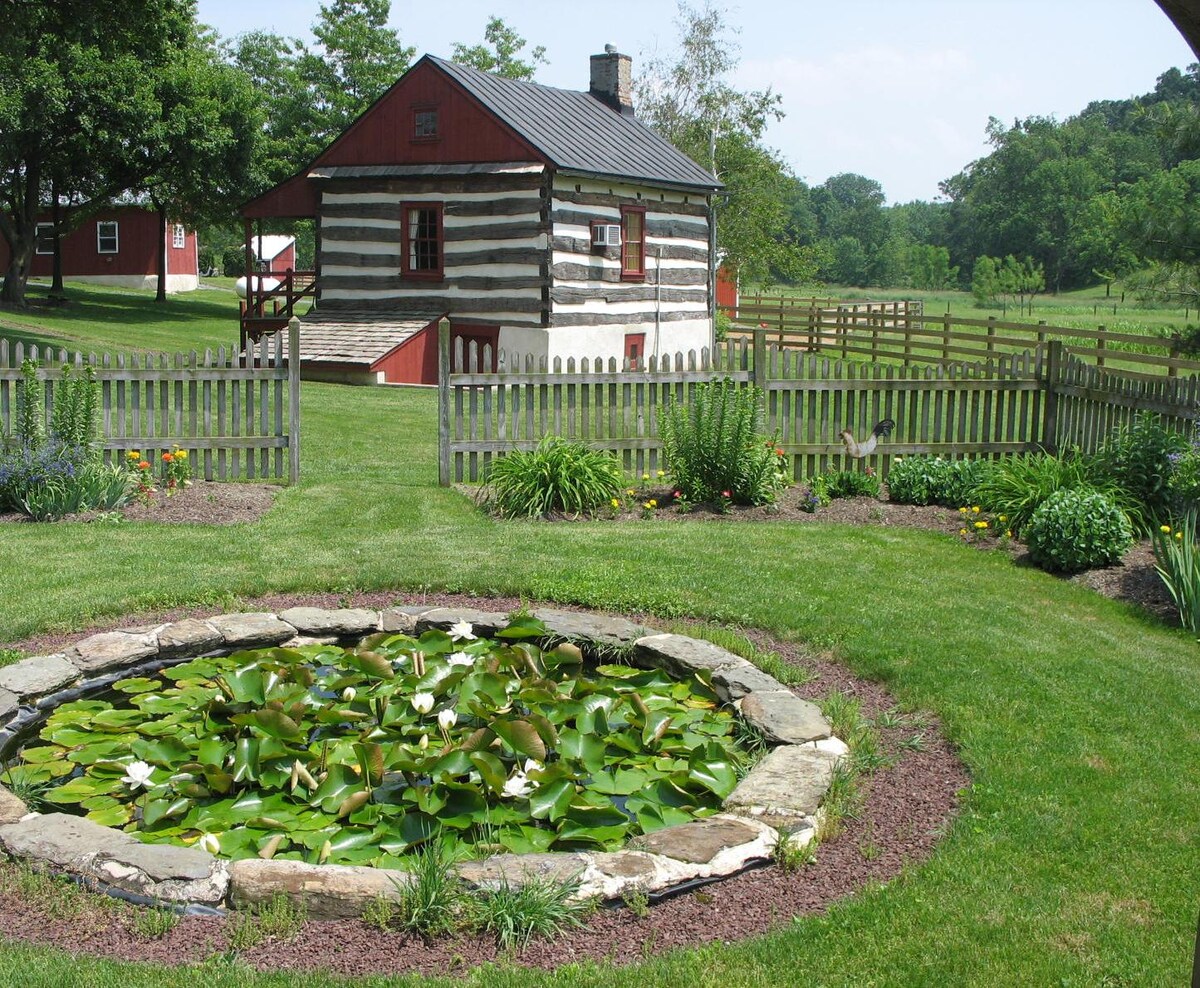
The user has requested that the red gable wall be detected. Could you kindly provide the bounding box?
[316,59,541,168]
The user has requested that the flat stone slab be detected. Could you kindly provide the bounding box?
[210,612,296,649]
[738,690,831,744]
[630,817,763,864]
[633,634,749,678]
[380,606,424,633]
[0,655,79,699]
[0,689,18,721]
[413,608,511,638]
[90,843,228,906]
[711,664,787,702]
[230,859,411,919]
[0,785,27,825]
[157,618,223,657]
[277,607,380,637]
[457,852,588,889]
[726,745,843,819]
[0,813,132,869]
[68,630,158,673]
[534,609,652,648]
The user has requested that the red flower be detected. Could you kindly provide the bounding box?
[721,490,732,498]
[775,448,784,456]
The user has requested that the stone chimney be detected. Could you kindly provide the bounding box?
[589,45,634,116]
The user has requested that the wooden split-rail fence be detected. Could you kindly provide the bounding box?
[0,319,301,483]
[438,324,1200,485]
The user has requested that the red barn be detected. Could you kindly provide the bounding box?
[0,206,200,293]
[240,49,722,385]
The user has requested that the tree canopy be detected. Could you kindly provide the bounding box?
[451,18,547,81]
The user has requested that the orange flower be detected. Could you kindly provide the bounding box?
[138,461,150,470]
[162,452,174,463]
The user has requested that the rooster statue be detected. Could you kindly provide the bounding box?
[840,419,895,458]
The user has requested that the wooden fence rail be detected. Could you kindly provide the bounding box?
[440,327,1200,485]
[0,319,301,483]
[721,300,1200,379]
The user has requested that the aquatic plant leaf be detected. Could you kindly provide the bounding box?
[528,779,574,822]
[490,719,547,762]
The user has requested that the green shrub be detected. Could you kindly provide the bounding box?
[974,452,1130,535]
[811,470,881,501]
[1090,413,1187,532]
[474,872,589,951]
[1153,511,1200,632]
[886,456,993,507]
[17,463,133,521]
[221,246,245,278]
[1168,438,1200,513]
[1024,488,1134,574]
[660,378,785,506]
[482,437,624,518]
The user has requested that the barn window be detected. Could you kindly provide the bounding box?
[620,205,645,280]
[96,221,119,254]
[413,106,439,140]
[172,224,186,249]
[402,203,443,279]
[35,223,55,255]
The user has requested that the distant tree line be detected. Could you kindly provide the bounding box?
[773,64,1200,299]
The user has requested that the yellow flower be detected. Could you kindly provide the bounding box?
[998,514,1007,522]
[959,528,968,536]
[649,499,657,508]
[972,506,981,514]
[974,520,988,529]
[1177,532,1184,541]
[610,498,620,509]
[959,507,968,514]
[642,473,650,481]
[176,449,188,460]
[1161,524,1172,534]
[656,470,665,478]
[1005,530,1013,538]
[126,450,140,460]
[626,489,635,496]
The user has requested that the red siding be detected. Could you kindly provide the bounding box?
[372,323,440,384]
[316,60,541,169]
[266,244,296,272]
[169,223,199,276]
[0,207,196,280]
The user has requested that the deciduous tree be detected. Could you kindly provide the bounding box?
[451,18,548,81]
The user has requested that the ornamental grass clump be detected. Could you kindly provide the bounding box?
[1152,512,1200,632]
[1024,488,1134,574]
[482,436,624,518]
[659,378,785,506]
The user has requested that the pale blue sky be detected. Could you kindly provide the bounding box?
[195,0,1196,204]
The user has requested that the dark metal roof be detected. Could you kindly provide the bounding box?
[427,56,721,194]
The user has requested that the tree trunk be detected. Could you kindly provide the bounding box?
[49,185,65,301]
[154,197,168,303]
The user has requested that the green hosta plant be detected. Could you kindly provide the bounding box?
[14,617,749,868]
[809,469,881,501]
[1024,488,1134,574]
[482,437,624,518]
[886,456,993,507]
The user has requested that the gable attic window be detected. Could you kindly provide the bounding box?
[402,203,443,279]
[96,221,119,254]
[412,106,439,141]
[35,223,55,255]
[172,224,186,249]
[620,205,646,280]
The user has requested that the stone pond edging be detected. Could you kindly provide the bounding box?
[0,606,846,918]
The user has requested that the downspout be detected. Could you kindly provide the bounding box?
[652,245,662,364]
[708,194,717,350]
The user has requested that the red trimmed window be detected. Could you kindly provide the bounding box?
[624,332,646,370]
[620,205,646,280]
[412,106,439,141]
[402,203,443,279]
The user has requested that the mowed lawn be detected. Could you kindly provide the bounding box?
[0,286,1198,986]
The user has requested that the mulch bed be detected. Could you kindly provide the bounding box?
[0,479,1174,976]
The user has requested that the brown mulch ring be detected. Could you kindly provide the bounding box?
[0,480,1175,975]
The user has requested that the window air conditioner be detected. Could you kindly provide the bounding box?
[592,223,622,247]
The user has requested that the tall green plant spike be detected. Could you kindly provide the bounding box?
[14,360,44,452]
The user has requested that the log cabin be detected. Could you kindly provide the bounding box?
[239,47,722,385]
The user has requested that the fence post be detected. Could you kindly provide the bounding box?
[437,317,451,487]
[287,317,301,484]
[1042,340,1063,455]
[986,316,996,357]
[753,328,767,393]
[942,311,952,363]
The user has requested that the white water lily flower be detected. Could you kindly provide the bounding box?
[449,621,476,642]
[447,651,474,668]
[199,833,221,855]
[341,687,357,702]
[501,771,534,799]
[412,692,434,714]
[121,760,155,790]
[522,759,543,775]
[437,708,458,731]
[418,733,429,750]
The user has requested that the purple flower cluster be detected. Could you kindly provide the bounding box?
[0,441,91,510]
